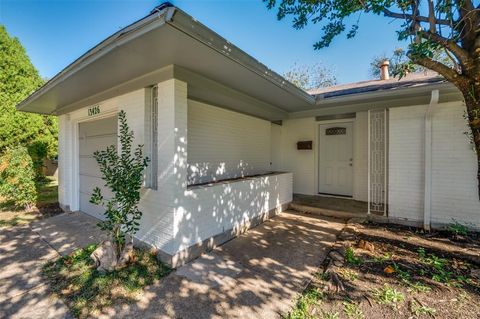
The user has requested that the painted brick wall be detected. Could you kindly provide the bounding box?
[187,100,271,184]
[388,105,427,222]
[270,123,282,171]
[175,172,293,251]
[57,114,71,209]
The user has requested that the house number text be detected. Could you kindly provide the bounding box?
[88,105,100,116]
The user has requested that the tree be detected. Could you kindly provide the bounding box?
[90,110,149,271]
[0,147,37,210]
[265,0,480,196]
[370,48,455,79]
[0,25,57,160]
[283,62,337,90]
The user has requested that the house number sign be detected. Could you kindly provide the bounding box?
[88,105,100,116]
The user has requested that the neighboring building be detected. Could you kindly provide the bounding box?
[18,3,479,267]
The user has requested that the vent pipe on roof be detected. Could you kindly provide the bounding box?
[380,60,390,80]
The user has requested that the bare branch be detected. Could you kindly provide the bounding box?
[383,9,451,25]
[427,0,436,33]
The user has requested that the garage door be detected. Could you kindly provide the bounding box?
[79,116,117,219]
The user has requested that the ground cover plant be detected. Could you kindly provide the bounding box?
[43,244,171,318]
[0,176,61,227]
[287,221,480,318]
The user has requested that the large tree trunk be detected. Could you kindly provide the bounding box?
[462,90,480,198]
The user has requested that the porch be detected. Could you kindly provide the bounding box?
[290,194,372,219]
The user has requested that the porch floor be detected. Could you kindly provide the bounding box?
[291,194,368,218]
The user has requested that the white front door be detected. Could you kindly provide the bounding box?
[318,122,353,196]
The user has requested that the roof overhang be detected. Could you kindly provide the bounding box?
[289,81,462,118]
[17,4,315,119]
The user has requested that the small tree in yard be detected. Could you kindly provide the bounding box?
[89,110,149,271]
[265,0,480,197]
[0,147,37,210]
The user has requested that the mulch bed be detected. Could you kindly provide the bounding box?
[296,222,480,319]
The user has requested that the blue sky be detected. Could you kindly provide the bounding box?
[0,0,406,84]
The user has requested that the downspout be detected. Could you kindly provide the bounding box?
[424,89,439,230]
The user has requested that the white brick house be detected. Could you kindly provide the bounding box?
[18,3,479,267]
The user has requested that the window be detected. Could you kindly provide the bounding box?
[325,127,346,136]
[148,85,158,190]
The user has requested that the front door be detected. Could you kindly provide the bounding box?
[318,122,353,196]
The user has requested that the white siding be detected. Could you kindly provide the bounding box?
[187,100,271,184]
[175,172,293,251]
[430,103,480,227]
[280,118,317,195]
[388,102,480,228]
[57,114,72,210]
[388,105,426,222]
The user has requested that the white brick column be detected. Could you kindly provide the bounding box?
[58,114,72,210]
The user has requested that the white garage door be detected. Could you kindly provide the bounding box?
[79,116,117,219]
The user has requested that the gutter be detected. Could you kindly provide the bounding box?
[424,89,439,230]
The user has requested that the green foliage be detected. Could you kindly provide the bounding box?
[286,286,324,319]
[283,62,337,90]
[411,301,436,316]
[0,146,37,209]
[447,220,470,236]
[345,247,363,265]
[342,299,364,319]
[43,244,171,317]
[90,110,149,252]
[0,25,57,158]
[372,284,405,308]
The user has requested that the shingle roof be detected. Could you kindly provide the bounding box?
[308,71,447,99]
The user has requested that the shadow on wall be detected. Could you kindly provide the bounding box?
[187,161,264,185]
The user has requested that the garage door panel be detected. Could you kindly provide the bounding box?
[79,115,117,216]
[79,117,118,138]
[79,157,102,177]
[79,175,114,199]
[79,193,106,220]
[79,135,117,156]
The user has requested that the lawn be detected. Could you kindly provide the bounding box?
[287,221,480,319]
[43,244,172,318]
[0,176,63,227]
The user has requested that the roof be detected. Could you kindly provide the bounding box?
[308,71,447,99]
[16,3,314,120]
[17,3,459,119]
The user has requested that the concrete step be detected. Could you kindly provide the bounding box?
[289,202,367,220]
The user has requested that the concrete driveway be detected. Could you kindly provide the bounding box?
[107,210,346,318]
[1,210,345,319]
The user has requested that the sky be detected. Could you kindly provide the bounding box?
[0,0,407,84]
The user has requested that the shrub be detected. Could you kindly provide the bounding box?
[0,146,37,209]
[90,110,149,256]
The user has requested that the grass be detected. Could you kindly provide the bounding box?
[0,177,59,227]
[286,286,324,319]
[371,285,405,308]
[410,301,436,316]
[338,268,359,281]
[447,220,469,236]
[345,247,363,266]
[42,244,171,318]
[342,299,364,319]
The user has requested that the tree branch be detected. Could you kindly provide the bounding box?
[410,54,465,85]
[383,9,451,25]
[417,31,473,67]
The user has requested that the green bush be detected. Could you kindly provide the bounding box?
[90,110,149,254]
[0,146,37,209]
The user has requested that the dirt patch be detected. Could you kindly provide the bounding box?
[289,222,480,319]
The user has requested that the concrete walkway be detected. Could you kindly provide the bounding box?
[1,210,345,319]
[105,211,345,318]
[0,212,107,319]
